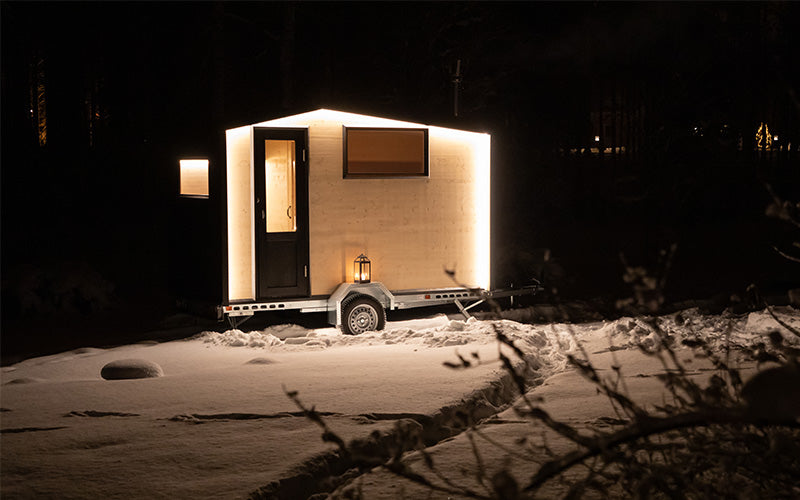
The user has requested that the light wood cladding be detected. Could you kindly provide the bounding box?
[225,126,254,301]
[225,110,489,300]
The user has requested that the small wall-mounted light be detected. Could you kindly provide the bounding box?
[354,254,371,283]
[594,135,600,143]
[179,159,209,198]
[774,135,779,142]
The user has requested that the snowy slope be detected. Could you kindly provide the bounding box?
[1,308,797,499]
[327,307,800,499]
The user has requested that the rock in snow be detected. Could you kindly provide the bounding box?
[100,359,164,380]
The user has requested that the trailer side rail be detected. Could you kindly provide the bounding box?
[219,281,543,328]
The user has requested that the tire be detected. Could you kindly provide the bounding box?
[341,294,386,335]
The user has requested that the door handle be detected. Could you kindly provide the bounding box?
[286,206,292,219]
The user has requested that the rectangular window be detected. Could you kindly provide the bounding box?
[179,159,209,198]
[343,127,428,178]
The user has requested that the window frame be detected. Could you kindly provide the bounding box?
[342,127,429,179]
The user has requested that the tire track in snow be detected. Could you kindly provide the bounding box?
[166,411,431,424]
[1,426,69,434]
[249,352,545,500]
[167,411,338,423]
[65,410,140,418]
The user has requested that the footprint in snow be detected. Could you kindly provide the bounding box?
[3,377,44,385]
[245,357,277,365]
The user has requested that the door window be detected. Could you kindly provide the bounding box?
[264,139,296,233]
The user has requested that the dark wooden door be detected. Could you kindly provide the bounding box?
[253,128,309,299]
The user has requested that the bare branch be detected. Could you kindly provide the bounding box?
[765,304,800,339]
[524,410,800,493]
[772,245,800,263]
[764,182,800,229]
[466,430,491,495]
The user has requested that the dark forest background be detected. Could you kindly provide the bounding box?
[2,2,799,357]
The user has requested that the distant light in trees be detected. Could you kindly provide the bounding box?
[28,55,47,147]
[755,122,773,151]
[37,81,46,146]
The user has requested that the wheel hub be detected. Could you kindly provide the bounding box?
[349,305,377,333]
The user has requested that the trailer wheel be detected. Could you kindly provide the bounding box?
[341,294,386,335]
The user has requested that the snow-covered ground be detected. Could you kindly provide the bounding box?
[1,308,798,499]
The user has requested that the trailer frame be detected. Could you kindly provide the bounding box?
[218,281,543,332]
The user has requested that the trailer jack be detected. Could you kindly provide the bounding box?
[453,281,544,320]
[227,314,253,329]
[453,298,484,320]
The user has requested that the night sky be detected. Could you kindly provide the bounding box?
[2,2,799,357]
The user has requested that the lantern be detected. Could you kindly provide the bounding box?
[354,254,371,283]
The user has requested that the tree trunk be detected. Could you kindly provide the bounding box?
[280,3,295,110]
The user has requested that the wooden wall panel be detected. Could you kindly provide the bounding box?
[225,126,254,301]
[302,119,484,295]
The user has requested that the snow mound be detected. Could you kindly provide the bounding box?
[264,323,311,339]
[310,316,565,350]
[195,329,285,348]
[101,359,164,380]
[193,324,315,347]
[44,347,107,365]
[188,308,798,378]
[744,307,800,336]
[190,316,585,379]
[592,307,800,352]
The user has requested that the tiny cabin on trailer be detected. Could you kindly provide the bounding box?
[211,109,493,333]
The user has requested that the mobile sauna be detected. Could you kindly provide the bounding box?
[205,109,535,334]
